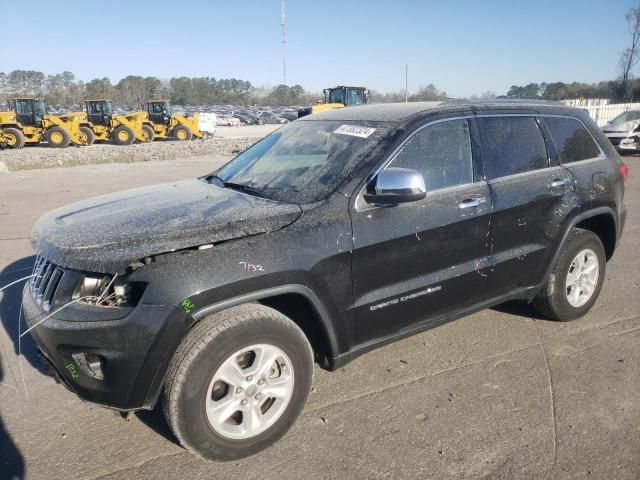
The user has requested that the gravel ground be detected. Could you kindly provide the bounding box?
[0,157,638,479]
[0,125,280,172]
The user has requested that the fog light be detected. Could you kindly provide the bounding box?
[71,352,105,380]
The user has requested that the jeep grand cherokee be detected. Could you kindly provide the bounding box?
[23,100,627,461]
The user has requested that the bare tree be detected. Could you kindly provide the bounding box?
[618,5,640,99]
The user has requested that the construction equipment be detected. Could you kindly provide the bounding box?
[142,100,204,141]
[72,100,152,146]
[0,98,86,148]
[297,86,370,118]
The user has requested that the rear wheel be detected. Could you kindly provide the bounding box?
[112,125,135,146]
[3,127,25,149]
[141,124,155,143]
[46,126,71,148]
[172,124,192,141]
[79,126,95,146]
[532,228,606,321]
[162,305,313,461]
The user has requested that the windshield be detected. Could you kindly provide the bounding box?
[150,102,168,114]
[15,100,32,114]
[212,120,388,203]
[327,88,345,104]
[34,100,46,116]
[88,101,113,116]
[610,110,640,126]
[345,89,365,106]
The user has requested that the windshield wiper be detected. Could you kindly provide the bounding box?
[223,182,268,198]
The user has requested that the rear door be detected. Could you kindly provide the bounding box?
[541,115,614,213]
[476,114,578,294]
[351,116,492,343]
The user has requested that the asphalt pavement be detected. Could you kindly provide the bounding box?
[0,157,638,480]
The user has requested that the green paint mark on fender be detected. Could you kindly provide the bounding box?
[65,362,79,380]
[182,298,195,314]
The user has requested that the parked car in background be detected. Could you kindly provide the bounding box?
[216,115,241,126]
[602,110,640,153]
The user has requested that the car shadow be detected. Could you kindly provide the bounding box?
[491,300,548,320]
[135,405,180,446]
[0,256,42,372]
[0,259,31,479]
[0,363,25,480]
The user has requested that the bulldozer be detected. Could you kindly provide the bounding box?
[297,86,370,118]
[142,100,204,141]
[71,100,153,146]
[0,98,87,149]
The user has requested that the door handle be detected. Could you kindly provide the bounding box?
[549,178,570,188]
[458,198,482,209]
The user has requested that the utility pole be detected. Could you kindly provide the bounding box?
[404,64,409,102]
[281,0,287,85]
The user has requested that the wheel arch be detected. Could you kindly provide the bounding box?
[574,212,617,260]
[535,207,618,299]
[190,285,340,369]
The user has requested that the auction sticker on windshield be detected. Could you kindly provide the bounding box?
[333,125,377,138]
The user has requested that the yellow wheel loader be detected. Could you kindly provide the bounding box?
[142,100,204,141]
[72,100,153,146]
[0,98,86,149]
[297,86,370,118]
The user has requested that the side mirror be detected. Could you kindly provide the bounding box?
[364,167,426,205]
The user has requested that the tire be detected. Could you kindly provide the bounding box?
[172,124,192,141]
[141,124,155,143]
[3,127,25,149]
[532,228,606,321]
[112,125,135,146]
[162,304,313,461]
[45,126,71,148]
[79,126,95,146]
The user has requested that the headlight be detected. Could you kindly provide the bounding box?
[73,274,142,307]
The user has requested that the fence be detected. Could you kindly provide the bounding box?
[562,99,640,127]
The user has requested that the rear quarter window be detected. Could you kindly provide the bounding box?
[477,116,548,179]
[543,117,601,163]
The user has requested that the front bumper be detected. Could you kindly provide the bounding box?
[22,284,186,411]
[605,134,640,152]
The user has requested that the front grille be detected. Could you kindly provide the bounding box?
[31,255,65,311]
[608,137,623,146]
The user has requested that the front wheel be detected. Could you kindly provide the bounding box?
[532,228,606,321]
[46,126,71,148]
[79,126,95,146]
[141,124,155,143]
[162,305,313,461]
[112,125,135,145]
[172,124,192,141]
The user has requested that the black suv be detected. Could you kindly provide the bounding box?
[23,100,627,461]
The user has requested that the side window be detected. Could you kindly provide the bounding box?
[543,117,601,163]
[477,116,548,179]
[390,119,474,191]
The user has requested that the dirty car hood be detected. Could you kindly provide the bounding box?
[31,179,302,273]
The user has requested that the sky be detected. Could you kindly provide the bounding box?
[1,0,638,97]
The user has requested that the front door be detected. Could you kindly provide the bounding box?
[148,102,169,125]
[351,117,492,343]
[14,99,35,126]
